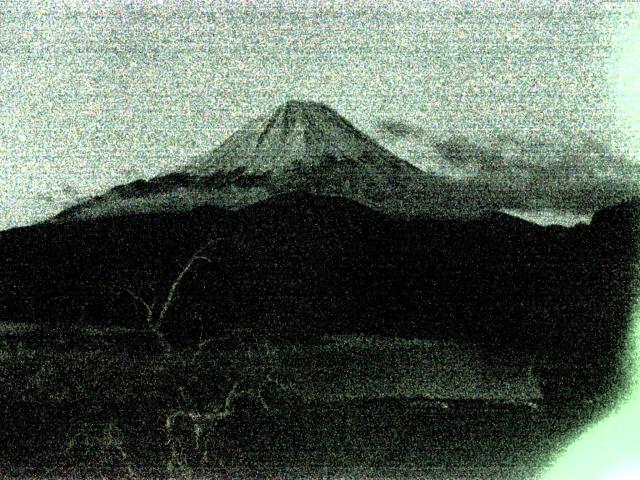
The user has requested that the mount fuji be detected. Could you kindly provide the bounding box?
[56,100,490,221]
[0,101,636,422]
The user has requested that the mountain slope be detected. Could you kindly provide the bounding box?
[55,100,492,221]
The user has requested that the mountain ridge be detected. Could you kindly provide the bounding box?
[54,100,493,222]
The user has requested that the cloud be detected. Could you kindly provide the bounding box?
[426,133,640,213]
[374,115,640,213]
[34,184,81,205]
[432,136,505,172]
[374,119,426,140]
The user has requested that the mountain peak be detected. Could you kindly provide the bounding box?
[184,100,401,177]
[254,100,342,148]
[268,100,358,128]
[56,101,492,221]
[275,99,335,115]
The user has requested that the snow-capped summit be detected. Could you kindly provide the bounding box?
[55,100,491,221]
[184,100,410,177]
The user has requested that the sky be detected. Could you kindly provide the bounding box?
[1,0,639,229]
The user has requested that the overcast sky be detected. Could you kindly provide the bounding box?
[1,0,639,229]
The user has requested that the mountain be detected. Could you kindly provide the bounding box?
[54,100,491,222]
[2,98,639,405]
[185,100,408,176]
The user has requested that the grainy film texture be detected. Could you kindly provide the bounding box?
[1,1,639,478]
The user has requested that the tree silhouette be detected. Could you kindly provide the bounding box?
[121,238,219,352]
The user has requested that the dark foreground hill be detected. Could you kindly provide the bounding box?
[1,192,638,402]
[0,193,637,478]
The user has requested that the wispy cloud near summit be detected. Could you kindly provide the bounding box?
[374,118,640,214]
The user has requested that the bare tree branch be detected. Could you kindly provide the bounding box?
[155,239,219,333]
[117,238,222,355]
[122,287,155,325]
[156,256,209,330]
[104,423,137,479]
[120,286,171,353]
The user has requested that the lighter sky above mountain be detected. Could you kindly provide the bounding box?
[1,0,639,229]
